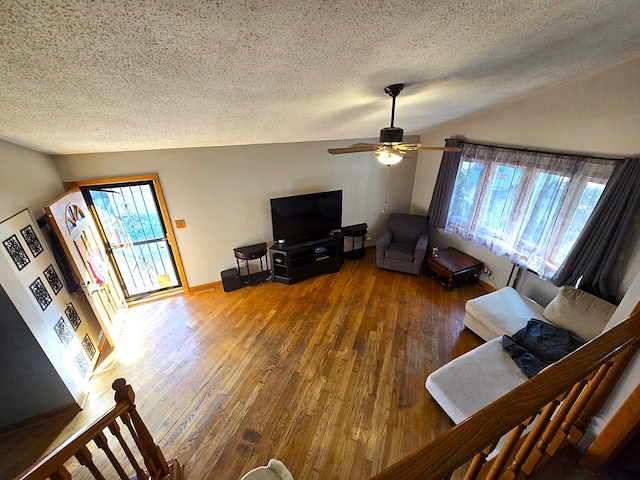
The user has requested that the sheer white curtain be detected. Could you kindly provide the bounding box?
[445,144,617,279]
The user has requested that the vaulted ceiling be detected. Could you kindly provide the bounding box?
[2,1,640,155]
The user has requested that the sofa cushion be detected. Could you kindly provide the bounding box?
[543,286,616,342]
[464,287,546,340]
[426,337,529,425]
[387,213,428,244]
[384,242,414,262]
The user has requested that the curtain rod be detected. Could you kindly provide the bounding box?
[450,139,625,162]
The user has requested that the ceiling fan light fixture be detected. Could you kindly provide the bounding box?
[375,146,404,165]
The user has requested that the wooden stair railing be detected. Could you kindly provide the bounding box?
[372,303,640,480]
[581,379,640,472]
[19,378,184,480]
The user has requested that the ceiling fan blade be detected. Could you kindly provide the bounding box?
[398,144,462,152]
[327,144,381,154]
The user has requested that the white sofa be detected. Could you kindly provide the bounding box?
[426,285,617,426]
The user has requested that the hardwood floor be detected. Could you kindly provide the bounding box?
[4,252,487,479]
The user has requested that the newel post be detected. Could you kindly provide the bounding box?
[112,378,170,477]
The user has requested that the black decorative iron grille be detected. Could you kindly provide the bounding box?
[3,234,30,271]
[54,317,73,347]
[65,303,81,330]
[73,350,89,377]
[29,277,52,311]
[82,334,96,360]
[44,264,64,294]
[20,225,44,257]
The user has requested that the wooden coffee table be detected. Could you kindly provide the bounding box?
[426,247,483,291]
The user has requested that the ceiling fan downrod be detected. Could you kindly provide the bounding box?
[384,83,404,128]
[380,84,404,144]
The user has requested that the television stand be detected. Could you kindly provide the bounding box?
[269,233,344,285]
[278,235,334,251]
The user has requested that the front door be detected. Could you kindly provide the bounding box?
[45,189,126,347]
[82,181,182,301]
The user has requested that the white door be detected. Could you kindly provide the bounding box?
[45,189,126,347]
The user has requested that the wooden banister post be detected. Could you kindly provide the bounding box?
[465,442,498,480]
[111,378,171,477]
[50,467,72,480]
[75,445,107,480]
[94,431,129,480]
[505,399,560,479]
[582,380,640,472]
[112,377,135,406]
[107,419,146,479]
[573,347,638,437]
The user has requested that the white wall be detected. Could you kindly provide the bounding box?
[0,140,78,425]
[413,55,640,304]
[53,137,418,287]
[0,139,66,221]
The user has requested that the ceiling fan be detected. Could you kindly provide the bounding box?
[327,83,461,165]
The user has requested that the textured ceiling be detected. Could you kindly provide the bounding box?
[2,1,640,155]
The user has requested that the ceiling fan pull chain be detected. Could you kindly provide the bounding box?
[382,165,390,213]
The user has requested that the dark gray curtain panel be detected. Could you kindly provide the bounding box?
[428,138,463,228]
[552,158,640,301]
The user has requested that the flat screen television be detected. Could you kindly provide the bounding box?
[270,190,342,243]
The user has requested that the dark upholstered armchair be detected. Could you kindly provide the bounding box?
[376,213,429,275]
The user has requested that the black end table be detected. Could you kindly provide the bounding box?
[342,223,368,260]
[233,242,271,286]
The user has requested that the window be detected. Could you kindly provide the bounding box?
[445,145,617,279]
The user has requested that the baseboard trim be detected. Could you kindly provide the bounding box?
[189,281,222,294]
[477,278,497,292]
[0,403,81,436]
[77,390,88,408]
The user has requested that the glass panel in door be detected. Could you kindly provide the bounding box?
[84,182,181,300]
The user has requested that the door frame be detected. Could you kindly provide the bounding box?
[64,174,189,299]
